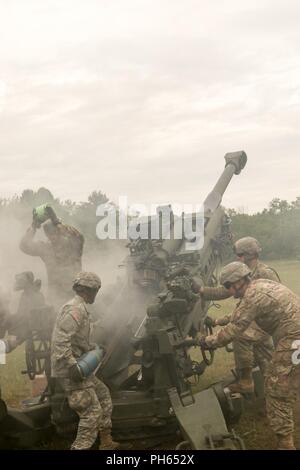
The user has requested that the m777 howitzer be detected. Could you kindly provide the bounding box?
[0,151,249,450]
[91,151,249,449]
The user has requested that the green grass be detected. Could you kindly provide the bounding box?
[269,259,300,294]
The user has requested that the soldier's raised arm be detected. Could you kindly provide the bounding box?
[200,285,231,301]
[199,285,232,328]
[204,290,267,348]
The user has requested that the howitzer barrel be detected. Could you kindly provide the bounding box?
[204,151,247,213]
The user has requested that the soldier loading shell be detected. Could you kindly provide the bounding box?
[51,271,119,450]
[198,261,300,450]
[20,205,84,309]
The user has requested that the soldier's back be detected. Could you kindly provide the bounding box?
[244,279,300,342]
[252,261,280,282]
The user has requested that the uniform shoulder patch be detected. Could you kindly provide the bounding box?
[70,308,82,324]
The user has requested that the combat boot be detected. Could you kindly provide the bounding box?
[99,430,120,450]
[277,434,296,450]
[228,367,254,394]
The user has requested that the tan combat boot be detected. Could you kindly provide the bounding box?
[277,434,296,450]
[228,367,254,394]
[99,430,120,450]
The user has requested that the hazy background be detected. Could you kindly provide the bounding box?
[0,0,299,213]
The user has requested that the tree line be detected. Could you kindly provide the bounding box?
[228,197,300,260]
[1,189,300,259]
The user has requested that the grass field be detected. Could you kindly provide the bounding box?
[1,259,300,449]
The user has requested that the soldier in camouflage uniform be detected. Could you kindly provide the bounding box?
[51,271,119,450]
[198,262,300,450]
[20,215,84,309]
[3,272,46,353]
[200,237,280,393]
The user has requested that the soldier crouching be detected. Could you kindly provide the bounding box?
[51,271,119,450]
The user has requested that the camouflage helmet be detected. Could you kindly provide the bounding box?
[234,237,261,257]
[14,271,34,291]
[73,271,101,290]
[220,262,251,285]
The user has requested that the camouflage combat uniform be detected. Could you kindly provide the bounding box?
[51,294,113,450]
[8,274,45,343]
[20,224,84,308]
[205,279,300,438]
[202,261,280,373]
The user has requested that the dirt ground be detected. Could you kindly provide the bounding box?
[4,384,300,450]
[234,398,300,450]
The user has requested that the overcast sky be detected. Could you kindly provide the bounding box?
[0,0,300,213]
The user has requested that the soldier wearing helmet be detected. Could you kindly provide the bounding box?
[20,208,84,309]
[233,237,280,281]
[234,236,261,258]
[199,237,280,394]
[219,261,251,286]
[3,272,46,352]
[198,262,300,450]
[51,272,119,451]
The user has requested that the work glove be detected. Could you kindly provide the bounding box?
[69,363,84,382]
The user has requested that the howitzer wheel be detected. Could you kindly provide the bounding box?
[24,337,50,380]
